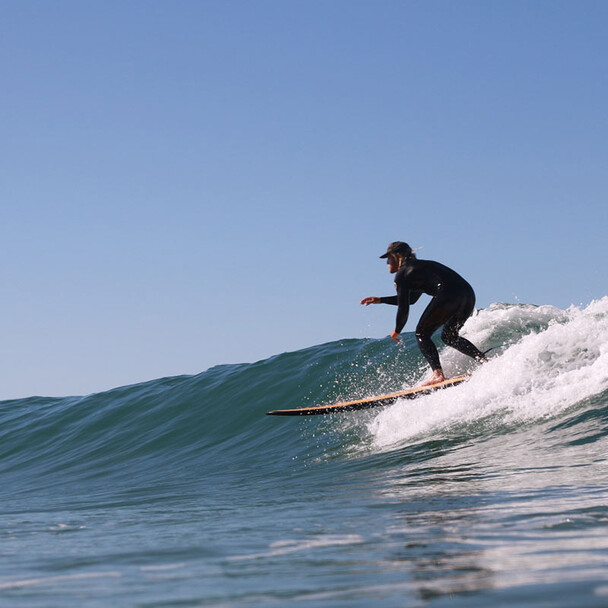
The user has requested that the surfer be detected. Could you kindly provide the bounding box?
[361,241,487,385]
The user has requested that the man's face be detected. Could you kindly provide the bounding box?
[387,254,399,274]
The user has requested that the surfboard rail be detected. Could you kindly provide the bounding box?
[266,374,471,416]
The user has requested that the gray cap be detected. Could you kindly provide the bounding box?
[379,241,412,259]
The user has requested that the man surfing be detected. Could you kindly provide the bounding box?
[361,241,487,386]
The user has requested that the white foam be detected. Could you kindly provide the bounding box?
[0,571,121,590]
[228,534,364,561]
[368,298,608,449]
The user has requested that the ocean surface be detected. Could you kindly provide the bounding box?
[1,298,608,607]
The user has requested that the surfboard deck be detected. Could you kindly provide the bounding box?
[266,374,471,416]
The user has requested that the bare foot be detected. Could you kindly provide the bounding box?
[419,370,446,387]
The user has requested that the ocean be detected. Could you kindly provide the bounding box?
[1,298,608,607]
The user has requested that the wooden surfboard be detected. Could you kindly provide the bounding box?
[266,375,471,416]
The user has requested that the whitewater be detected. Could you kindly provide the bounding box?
[1,298,608,606]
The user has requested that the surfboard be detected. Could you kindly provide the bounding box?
[266,374,471,416]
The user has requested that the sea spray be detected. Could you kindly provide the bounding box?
[369,298,608,449]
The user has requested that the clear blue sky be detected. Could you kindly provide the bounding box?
[2,1,607,399]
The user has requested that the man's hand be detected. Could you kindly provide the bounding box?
[360,297,381,306]
[391,330,401,342]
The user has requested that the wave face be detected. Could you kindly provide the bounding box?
[1,298,608,606]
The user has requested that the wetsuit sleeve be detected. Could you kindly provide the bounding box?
[379,296,398,305]
[409,289,423,305]
[394,277,410,334]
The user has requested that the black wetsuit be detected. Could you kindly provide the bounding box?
[380,256,485,371]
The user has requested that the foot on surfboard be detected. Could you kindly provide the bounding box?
[418,371,447,387]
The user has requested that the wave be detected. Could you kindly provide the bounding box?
[1,298,607,495]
